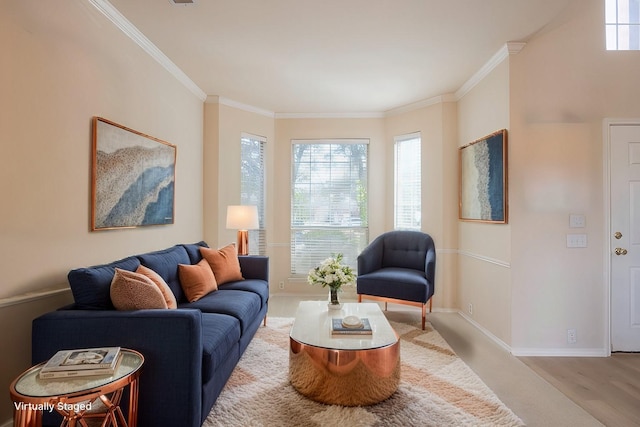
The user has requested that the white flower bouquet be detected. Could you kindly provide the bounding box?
[307,253,356,306]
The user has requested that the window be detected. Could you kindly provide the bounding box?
[291,140,368,275]
[606,0,640,50]
[241,133,266,255]
[394,133,421,230]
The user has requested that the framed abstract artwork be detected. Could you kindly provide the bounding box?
[459,129,508,223]
[91,117,177,231]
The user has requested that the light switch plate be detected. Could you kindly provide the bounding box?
[569,214,586,228]
[567,234,588,248]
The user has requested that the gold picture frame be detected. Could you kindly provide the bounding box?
[91,117,176,231]
[459,129,508,223]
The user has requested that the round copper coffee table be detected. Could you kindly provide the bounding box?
[289,301,400,406]
[10,348,143,427]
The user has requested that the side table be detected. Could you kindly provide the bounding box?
[9,348,144,427]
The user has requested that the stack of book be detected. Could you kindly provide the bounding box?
[39,347,122,379]
[331,316,373,335]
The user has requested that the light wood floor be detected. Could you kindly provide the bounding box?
[520,354,640,427]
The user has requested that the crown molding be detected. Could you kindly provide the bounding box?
[455,41,526,101]
[275,111,385,119]
[88,0,207,102]
[208,96,276,118]
[384,94,457,117]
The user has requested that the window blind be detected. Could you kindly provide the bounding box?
[394,132,421,230]
[291,140,369,275]
[241,133,266,255]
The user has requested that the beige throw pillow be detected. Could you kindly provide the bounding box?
[110,268,168,310]
[200,244,243,285]
[136,265,177,309]
[178,259,218,302]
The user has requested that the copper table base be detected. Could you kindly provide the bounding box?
[289,338,400,406]
[10,349,143,427]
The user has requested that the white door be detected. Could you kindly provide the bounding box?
[610,123,640,352]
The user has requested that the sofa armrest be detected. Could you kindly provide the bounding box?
[32,308,204,427]
[238,255,269,281]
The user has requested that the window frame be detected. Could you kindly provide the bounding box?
[290,139,369,276]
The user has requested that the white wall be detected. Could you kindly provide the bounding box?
[0,1,203,421]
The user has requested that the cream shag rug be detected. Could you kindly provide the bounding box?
[203,316,524,427]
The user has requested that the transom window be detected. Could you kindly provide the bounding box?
[606,0,640,50]
[291,140,368,275]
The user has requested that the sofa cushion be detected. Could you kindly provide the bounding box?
[137,245,190,303]
[182,241,209,264]
[181,289,261,334]
[179,259,218,302]
[110,268,168,310]
[200,313,241,382]
[357,267,431,303]
[68,256,141,310]
[137,265,177,309]
[218,279,269,305]
[200,245,243,285]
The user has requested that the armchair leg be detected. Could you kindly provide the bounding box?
[422,304,426,330]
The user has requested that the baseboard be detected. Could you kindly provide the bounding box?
[458,311,512,353]
[510,347,609,357]
[457,311,609,357]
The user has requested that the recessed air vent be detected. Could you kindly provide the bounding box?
[169,0,196,5]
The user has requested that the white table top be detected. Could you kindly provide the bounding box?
[290,301,398,350]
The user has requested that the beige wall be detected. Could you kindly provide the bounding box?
[203,102,275,248]
[272,117,386,295]
[457,59,512,345]
[0,1,203,421]
[385,103,458,309]
[509,0,640,353]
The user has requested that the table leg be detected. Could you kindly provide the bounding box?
[127,378,140,427]
[13,408,42,427]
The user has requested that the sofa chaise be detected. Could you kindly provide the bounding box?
[31,241,268,427]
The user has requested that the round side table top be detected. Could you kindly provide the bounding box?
[11,349,144,399]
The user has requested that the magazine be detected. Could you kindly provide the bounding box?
[39,353,123,379]
[41,347,121,372]
[331,317,373,335]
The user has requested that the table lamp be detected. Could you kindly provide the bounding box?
[226,205,259,255]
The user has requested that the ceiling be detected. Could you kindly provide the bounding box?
[107,0,574,115]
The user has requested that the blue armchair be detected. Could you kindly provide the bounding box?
[357,231,436,330]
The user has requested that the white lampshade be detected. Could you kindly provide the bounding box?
[226,205,259,230]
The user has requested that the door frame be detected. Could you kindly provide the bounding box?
[603,118,640,355]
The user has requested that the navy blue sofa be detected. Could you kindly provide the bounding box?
[31,242,269,427]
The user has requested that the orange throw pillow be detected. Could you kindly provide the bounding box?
[200,244,244,285]
[178,259,218,302]
[136,265,177,309]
